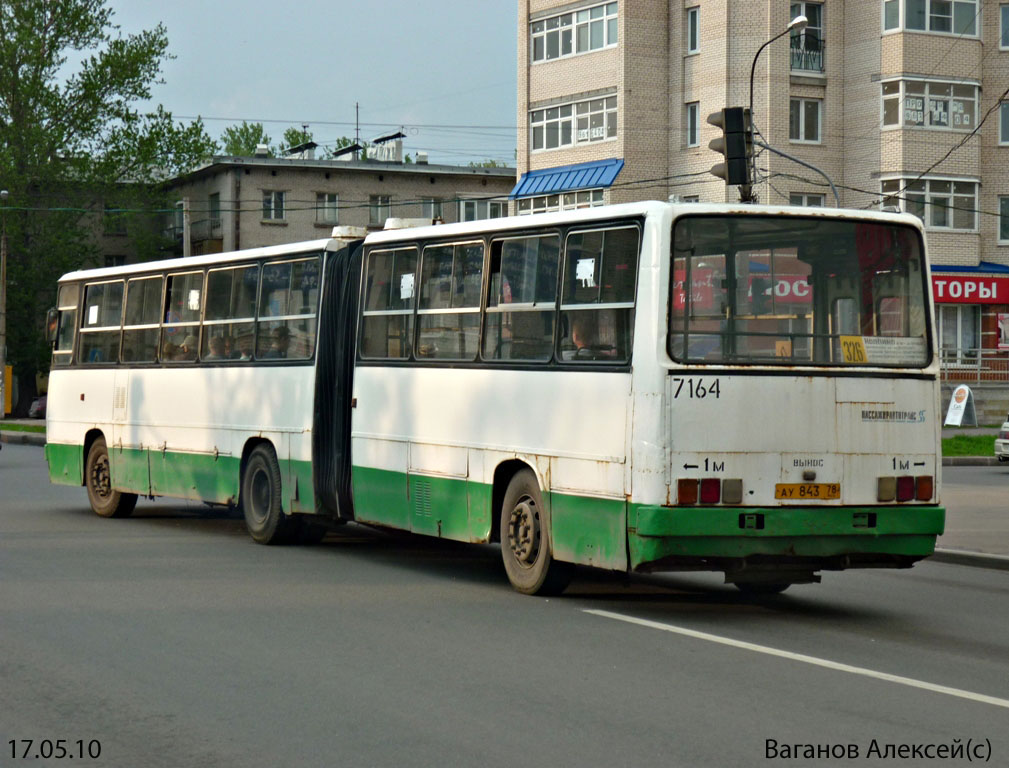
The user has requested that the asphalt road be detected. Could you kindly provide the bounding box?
[2,443,1007,767]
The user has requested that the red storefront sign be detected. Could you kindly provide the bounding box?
[932,276,1009,304]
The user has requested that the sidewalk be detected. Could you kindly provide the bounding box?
[5,419,1007,571]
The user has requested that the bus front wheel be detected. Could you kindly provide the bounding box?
[500,469,572,596]
[85,436,137,518]
[241,444,289,544]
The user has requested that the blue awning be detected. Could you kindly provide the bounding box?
[511,158,624,198]
[932,261,1009,275]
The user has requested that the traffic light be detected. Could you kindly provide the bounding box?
[707,107,752,187]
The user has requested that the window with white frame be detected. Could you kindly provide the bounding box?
[881,178,977,230]
[681,195,700,203]
[883,0,978,35]
[789,98,821,142]
[881,79,977,130]
[262,191,285,221]
[422,198,444,220]
[316,192,338,224]
[1002,4,1009,47]
[530,96,617,151]
[686,102,699,147]
[516,189,605,215]
[1000,102,1009,144]
[530,2,617,63]
[939,304,980,361]
[369,195,390,226]
[789,193,825,207]
[686,7,699,54]
[790,2,824,73]
[460,199,508,221]
[999,196,1009,242]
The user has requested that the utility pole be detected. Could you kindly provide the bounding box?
[0,189,8,418]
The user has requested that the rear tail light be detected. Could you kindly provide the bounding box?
[700,478,721,504]
[915,475,933,501]
[677,478,698,505]
[877,477,896,502]
[1000,430,1009,440]
[896,476,915,502]
[721,478,743,504]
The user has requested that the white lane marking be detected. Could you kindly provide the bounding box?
[585,609,1009,710]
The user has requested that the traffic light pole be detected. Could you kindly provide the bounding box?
[753,139,839,207]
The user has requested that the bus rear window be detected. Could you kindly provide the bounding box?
[669,215,930,367]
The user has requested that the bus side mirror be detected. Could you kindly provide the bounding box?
[46,308,59,346]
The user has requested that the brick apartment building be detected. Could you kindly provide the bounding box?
[160,149,514,257]
[515,0,1009,368]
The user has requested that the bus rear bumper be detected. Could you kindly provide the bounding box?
[628,504,945,574]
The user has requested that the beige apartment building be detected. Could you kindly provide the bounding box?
[162,152,514,257]
[516,0,1009,370]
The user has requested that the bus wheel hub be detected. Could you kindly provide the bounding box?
[508,500,540,566]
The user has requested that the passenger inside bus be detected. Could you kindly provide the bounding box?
[204,335,227,360]
[262,325,290,359]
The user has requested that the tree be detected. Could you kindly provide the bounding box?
[0,0,217,413]
[221,121,273,156]
[278,126,312,154]
[469,158,509,168]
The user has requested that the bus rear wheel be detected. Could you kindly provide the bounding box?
[85,436,137,518]
[500,469,572,596]
[241,444,290,544]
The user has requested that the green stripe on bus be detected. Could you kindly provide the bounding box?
[46,442,83,486]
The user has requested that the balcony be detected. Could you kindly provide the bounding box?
[790,41,824,74]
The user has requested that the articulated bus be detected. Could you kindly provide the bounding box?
[46,202,945,595]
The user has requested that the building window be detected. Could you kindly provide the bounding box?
[1002,4,1009,47]
[530,96,617,151]
[422,198,443,220]
[315,193,338,224]
[789,98,821,143]
[884,0,978,35]
[460,199,508,221]
[369,195,391,226]
[530,2,617,63]
[881,79,977,131]
[999,196,1009,242]
[686,102,699,147]
[517,189,605,215]
[681,195,700,203]
[790,2,823,72]
[939,304,980,362]
[104,255,126,267]
[208,193,221,229]
[103,205,127,236]
[789,193,825,207]
[262,191,285,221]
[686,7,699,54]
[1000,102,1009,144]
[881,178,977,231]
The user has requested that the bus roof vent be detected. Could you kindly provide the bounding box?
[331,226,368,239]
[881,205,901,213]
[383,218,439,230]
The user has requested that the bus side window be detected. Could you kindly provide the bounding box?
[416,241,483,360]
[204,265,258,362]
[122,276,164,363]
[557,225,639,363]
[360,247,418,360]
[163,271,203,363]
[482,234,559,362]
[257,256,320,360]
[52,283,80,367]
[78,280,124,365]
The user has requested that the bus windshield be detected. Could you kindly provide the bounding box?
[669,214,931,367]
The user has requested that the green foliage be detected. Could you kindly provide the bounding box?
[278,126,313,154]
[0,0,217,390]
[221,121,273,156]
[468,158,508,168]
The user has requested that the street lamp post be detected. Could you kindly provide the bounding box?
[0,189,7,419]
[748,15,808,188]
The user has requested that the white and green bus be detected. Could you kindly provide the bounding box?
[47,202,945,594]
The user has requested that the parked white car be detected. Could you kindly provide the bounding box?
[997,415,1009,462]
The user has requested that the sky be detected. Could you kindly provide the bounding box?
[106,0,518,166]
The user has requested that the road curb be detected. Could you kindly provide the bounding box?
[932,548,1009,571]
[941,456,1001,466]
[0,431,46,447]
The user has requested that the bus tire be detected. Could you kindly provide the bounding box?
[85,436,138,518]
[241,444,289,544]
[500,469,572,596]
